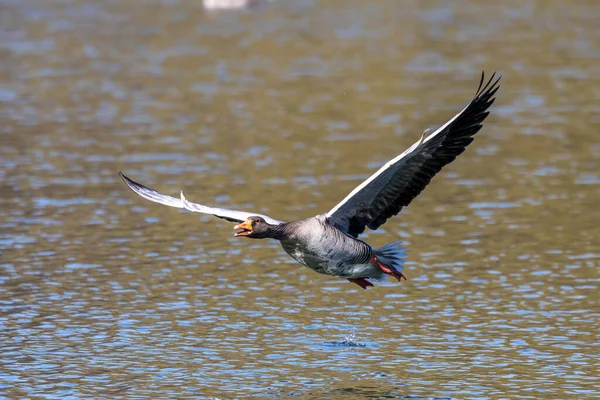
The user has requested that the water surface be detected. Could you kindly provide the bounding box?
[1,0,599,398]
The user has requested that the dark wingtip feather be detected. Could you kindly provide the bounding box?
[476,70,486,94]
[118,170,130,183]
[119,170,129,184]
[331,72,502,237]
[118,171,137,189]
[476,71,501,99]
[118,171,153,195]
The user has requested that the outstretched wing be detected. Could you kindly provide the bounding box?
[326,72,501,237]
[119,172,283,225]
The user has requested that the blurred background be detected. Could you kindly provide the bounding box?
[1,0,599,398]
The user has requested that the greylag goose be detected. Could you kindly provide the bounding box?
[120,72,500,289]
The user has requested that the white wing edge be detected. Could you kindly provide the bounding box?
[325,102,470,218]
[179,190,283,225]
[119,172,283,225]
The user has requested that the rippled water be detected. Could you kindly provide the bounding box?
[2,0,599,398]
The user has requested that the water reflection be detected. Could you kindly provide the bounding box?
[203,0,274,11]
[1,0,599,398]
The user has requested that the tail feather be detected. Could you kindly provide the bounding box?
[373,241,406,272]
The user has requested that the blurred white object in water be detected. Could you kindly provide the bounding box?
[203,0,272,10]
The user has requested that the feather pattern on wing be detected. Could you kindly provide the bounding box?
[326,72,501,237]
[119,172,283,225]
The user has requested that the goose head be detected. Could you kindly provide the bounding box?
[233,216,270,238]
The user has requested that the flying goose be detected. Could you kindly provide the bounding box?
[120,72,500,289]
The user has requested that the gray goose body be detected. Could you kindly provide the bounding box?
[277,215,379,279]
[119,72,500,289]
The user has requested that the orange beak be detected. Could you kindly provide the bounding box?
[233,220,253,237]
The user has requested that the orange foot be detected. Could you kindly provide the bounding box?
[347,278,374,290]
[372,256,406,282]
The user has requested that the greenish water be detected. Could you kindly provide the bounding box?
[1,0,599,398]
